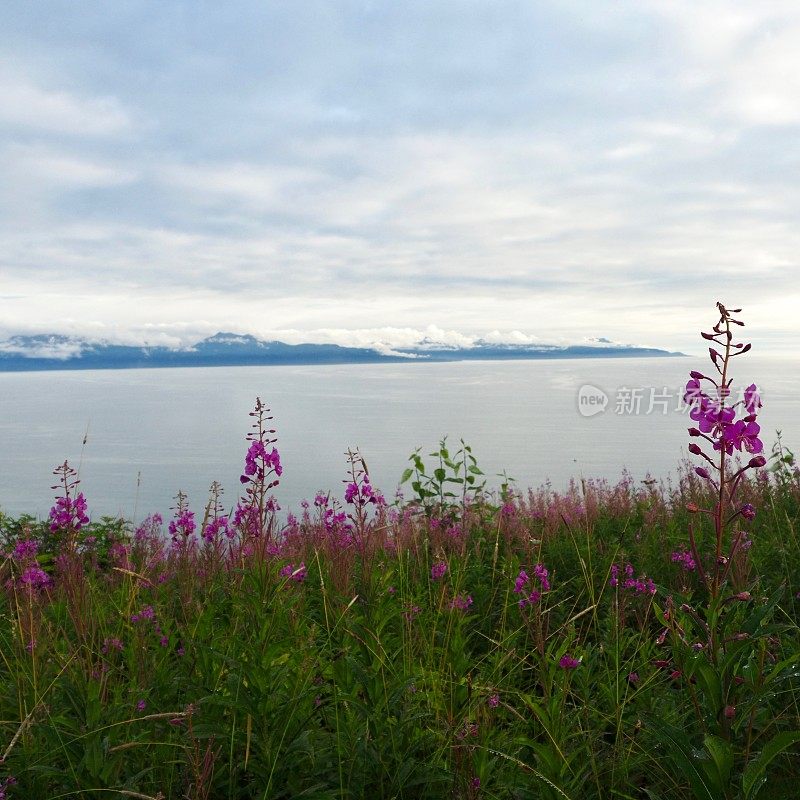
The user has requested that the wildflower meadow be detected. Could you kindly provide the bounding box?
[1,303,799,799]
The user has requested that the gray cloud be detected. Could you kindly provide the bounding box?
[0,1,798,355]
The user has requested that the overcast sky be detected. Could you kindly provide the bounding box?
[1,1,798,355]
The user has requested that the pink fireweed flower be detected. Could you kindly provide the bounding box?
[279,562,307,582]
[168,509,196,540]
[487,693,500,708]
[449,593,473,612]
[232,501,259,536]
[740,503,756,521]
[202,515,230,542]
[12,539,38,560]
[101,637,124,654]
[131,605,155,623]
[744,383,762,413]
[49,492,90,532]
[513,570,529,594]
[717,418,763,456]
[136,699,147,712]
[671,549,697,572]
[515,564,551,608]
[533,563,550,592]
[610,563,656,594]
[431,561,448,581]
[18,566,52,590]
[240,441,282,483]
[559,654,581,670]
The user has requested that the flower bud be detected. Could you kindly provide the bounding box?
[735,591,751,601]
[689,370,706,380]
[688,443,703,456]
[688,427,701,437]
[749,455,767,468]
[686,502,700,513]
[723,705,736,719]
[695,467,711,480]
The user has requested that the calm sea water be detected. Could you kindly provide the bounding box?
[0,356,796,521]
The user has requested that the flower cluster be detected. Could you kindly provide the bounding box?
[671,549,697,573]
[685,374,763,457]
[513,564,550,608]
[610,563,656,595]
[240,440,283,484]
[131,605,155,623]
[101,637,124,654]
[12,539,38,560]
[49,492,90,532]
[344,479,384,506]
[279,562,307,582]
[431,560,448,581]
[168,509,196,541]
[17,566,52,591]
[559,654,581,670]
[202,515,231,542]
[449,593,473,612]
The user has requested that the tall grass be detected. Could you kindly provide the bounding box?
[0,304,798,799]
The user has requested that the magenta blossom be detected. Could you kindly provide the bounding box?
[431,561,448,581]
[718,418,763,455]
[449,593,473,612]
[671,549,697,572]
[515,564,551,608]
[12,540,38,560]
[610,563,657,595]
[559,654,581,670]
[49,492,90,532]
[17,566,52,591]
[740,503,756,521]
[168,509,196,541]
[240,441,282,483]
[279,562,307,582]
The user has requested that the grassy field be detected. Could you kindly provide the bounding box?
[1,305,798,799]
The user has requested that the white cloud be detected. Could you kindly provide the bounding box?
[0,2,798,356]
[0,75,131,136]
[3,144,138,188]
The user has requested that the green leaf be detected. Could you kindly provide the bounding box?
[741,586,783,636]
[704,735,733,788]
[743,730,800,798]
[643,717,718,800]
[400,468,414,484]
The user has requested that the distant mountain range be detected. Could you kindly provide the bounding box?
[0,332,685,372]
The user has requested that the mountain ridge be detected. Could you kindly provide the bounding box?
[0,331,686,372]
